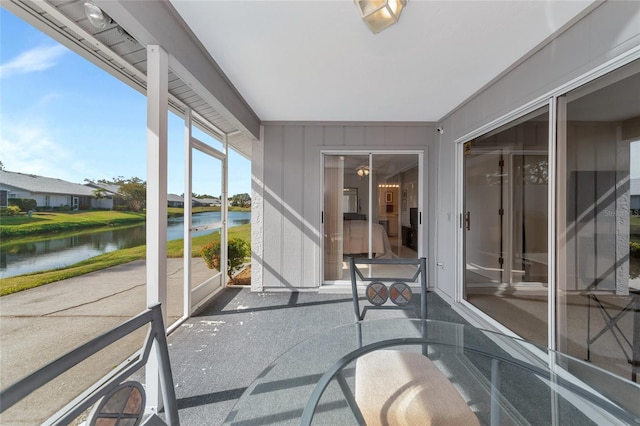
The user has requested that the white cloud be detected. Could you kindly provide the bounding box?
[0,45,68,79]
[0,110,74,181]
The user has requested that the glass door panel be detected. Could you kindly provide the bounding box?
[323,154,343,281]
[324,154,367,281]
[323,153,420,283]
[512,154,548,284]
[463,106,549,346]
[464,149,505,286]
[370,153,419,278]
[556,62,640,381]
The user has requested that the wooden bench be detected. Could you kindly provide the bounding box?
[355,350,480,426]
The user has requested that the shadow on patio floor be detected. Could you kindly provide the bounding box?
[166,287,466,425]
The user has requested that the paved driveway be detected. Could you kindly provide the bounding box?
[0,258,214,425]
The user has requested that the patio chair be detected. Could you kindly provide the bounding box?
[348,256,428,322]
[0,303,179,425]
[346,256,480,425]
[585,286,640,382]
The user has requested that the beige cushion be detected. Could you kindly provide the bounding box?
[355,350,480,426]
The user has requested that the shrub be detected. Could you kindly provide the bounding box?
[201,241,220,270]
[631,241,640,257]
[0,205,21,216]
[8,198,37,212]
[201,238,250,281]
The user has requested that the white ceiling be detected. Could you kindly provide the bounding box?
[170,0,597,123]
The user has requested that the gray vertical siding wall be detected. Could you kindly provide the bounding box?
[253,123,435,289]
[434,1,640,301]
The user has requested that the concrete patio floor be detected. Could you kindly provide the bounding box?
[3,266,637,425]
[0,256,465,425]
[168,287,468,425]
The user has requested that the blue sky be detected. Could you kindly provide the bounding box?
[0,8,251,198]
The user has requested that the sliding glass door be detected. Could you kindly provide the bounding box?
[461,58,639,382]
[323,152,421,283]
[464,149,505,287]
[463,106,550,345]
[556,60,640,380]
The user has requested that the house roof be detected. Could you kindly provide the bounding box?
[196,197,220,206]
[167,195,221,205]
[85,182,121,196]
[167,194,184,203]
[0,170,96,197]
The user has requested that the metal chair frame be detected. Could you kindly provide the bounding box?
[0,303,179,425]
[349,256,428,322]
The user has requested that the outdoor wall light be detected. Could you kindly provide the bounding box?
[83,1,113,30]
[356,166,370,177]
[355,0,407,34]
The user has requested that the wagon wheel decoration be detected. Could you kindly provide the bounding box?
[366,282,388,306]
[88,381,146,426]
[389,282,412,306]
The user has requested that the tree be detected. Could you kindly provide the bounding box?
[194,193,216,199]
[87,177,146,212]
[230,193,251,207]
[92,188,108,200]
[117,178,146,212]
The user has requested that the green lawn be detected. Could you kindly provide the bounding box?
[167,205,250,216]
[0,223,251,296]
[1,206,250,238]
[167,222,251,257]
[0,210,146,238]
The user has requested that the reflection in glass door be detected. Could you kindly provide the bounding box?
[463,106,549,345]
[556,61,640,381]
[464,149,505,287]
[323,153,421,283]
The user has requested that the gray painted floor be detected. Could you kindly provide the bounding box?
[167,287,466,425]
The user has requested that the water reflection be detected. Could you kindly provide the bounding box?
[0,211,250,278]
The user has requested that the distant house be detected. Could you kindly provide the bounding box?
[167,195,220,208]
[85,181,126,210]
[0,170,110,210]
[167,193,184,208]
[193,197,220,207]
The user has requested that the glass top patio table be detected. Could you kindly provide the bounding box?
[223,319,640,426]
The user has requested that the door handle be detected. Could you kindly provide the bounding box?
[465,211,471,231]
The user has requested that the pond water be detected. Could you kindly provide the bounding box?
[0,211,250,279]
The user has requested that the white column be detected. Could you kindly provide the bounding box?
[145,44,168,413]
[222,135,229,286]
[183,108,193,316]
[251,127,265,291]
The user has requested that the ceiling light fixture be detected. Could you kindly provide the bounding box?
[83,1,113,30]
[356,165,370,177]
[355,0,407,34]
